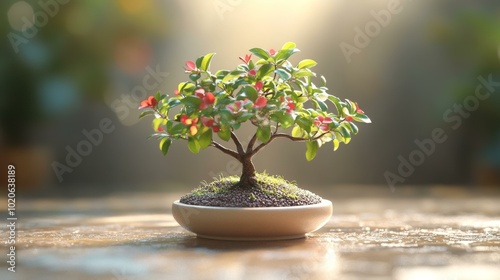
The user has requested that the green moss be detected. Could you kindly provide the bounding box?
[180,173,323,207]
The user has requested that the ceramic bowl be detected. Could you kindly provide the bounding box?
[172,199,332,241]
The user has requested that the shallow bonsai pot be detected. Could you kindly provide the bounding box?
[172,199,333,241]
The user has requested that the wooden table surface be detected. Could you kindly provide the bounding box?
[1,186,499,280]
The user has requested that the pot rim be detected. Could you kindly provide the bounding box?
[173,199,332,211]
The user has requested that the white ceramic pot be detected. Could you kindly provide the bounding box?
[172,199,333,241]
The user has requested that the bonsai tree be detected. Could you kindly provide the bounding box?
[139,42,371,189]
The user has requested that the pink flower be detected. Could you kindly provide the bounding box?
[195,88,205,97]
[201,117,214,127]
[314,116,333,131]
[201,117,220,132]
[239,54,252,64]
[190,126,198,136]
[174,89,180,95]
[180,115,195,125]
[281,97,295,114]
[248,69,257,76]
[185,60,199,73]
[195,88,216,109]
[180,115,199,136]
[286,102,296,113]
[254,81,263,92]
[269,48,276,56]
[138,96,157,109]
[226,100,244,114]
[345,116,353,122]
[355,102,364,114]
[204,92,215,104]
[254,96,267,109]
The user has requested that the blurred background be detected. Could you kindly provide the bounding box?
[1,0,499,195]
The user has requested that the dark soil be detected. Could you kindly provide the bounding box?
[179,174,322,207]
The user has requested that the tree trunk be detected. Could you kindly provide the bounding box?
[238,154,256,188]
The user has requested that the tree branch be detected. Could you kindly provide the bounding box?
[230,131,245,155]
[246,133,258,153]
[250,132,330,156]
[211,141,241,161]
[273,123,280,134]
[250,133,301,155]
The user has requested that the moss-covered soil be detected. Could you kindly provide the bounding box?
[179,173,322,207]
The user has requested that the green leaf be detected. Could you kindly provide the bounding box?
[348,122,359,134]
[215,69,230,79]
[353,114,372,123]
[152,118,165,131]
[275,68,291,80]
[167,99,181,108]
[313,100,328,111]
[166,120,173,132]
[201,79,214,89]
[274,48,300,62]
[328,96,343,115]
[333,131,345,144]
[238,112,255,122]
[296,116,313,133]
[189,73,201,82]
[178,82,195,93]
[320,75,327,87]
[199,128,212,149]
[217,127,231,141]
[218,108,235,124]
[159,138,172,156]
[159,105,168,115]
[294,69,315,78]
[271,111,294,128]
[339,125,351,144]
[187,137,201,154]
[249,48,270,60]
[345,99,357,114]
[256,125,271,143]
[139,110,155,119]
[305,140,319,161]
[281,42,297,50]
[332,139,340,151]
[222,70,246,83]
[297,59,317,69]
[239,86,258,102]
[257,64,274,80]
[255,59,268,65]
[196,53,215,72]
[292,126,304,138]
[169,123,186,135]
[147,132,169,140]
[154,91,161,102]
[181,96,202,107]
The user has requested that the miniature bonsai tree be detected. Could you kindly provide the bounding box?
[139,42,371,190]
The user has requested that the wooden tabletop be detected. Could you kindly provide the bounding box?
[1,186,499,280]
